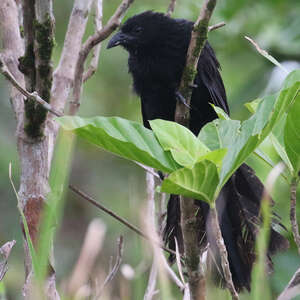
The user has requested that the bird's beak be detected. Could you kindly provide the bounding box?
[107,31,129,49]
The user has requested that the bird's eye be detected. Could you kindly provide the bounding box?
[134,26,142,34]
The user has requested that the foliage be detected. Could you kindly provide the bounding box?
[58,70,300,206]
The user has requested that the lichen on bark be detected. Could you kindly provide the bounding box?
[23,14,55,138]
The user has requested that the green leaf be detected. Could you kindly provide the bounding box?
[198,119,241,150]
[282,69,300,89]
[197,148,227,170]
[284,91,300,173]
[211,104,230,120]
[270,133,293,173]
[161,160,219,204]
[57,116,179,173]
[244,98,262,114]
[150,119,209,168]
[199,75,300,191]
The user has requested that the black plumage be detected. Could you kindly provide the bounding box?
[107,11,289,292]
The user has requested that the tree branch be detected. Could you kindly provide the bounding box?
[174,1,220,299]
[68,184,176,257]
[51,0,94,114]
[69,0,134,115]
[175,0,217,126]
[20,0,36,92]
[166,0,176,17]
[83,0,103,82]
[0,0,25,135]
[208,21,225,32]
[0,55,62,117]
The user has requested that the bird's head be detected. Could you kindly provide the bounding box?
[107,11,176,53]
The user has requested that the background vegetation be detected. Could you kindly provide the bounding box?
[0,0,299,299]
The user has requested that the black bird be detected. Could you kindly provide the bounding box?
[107,11,289,292]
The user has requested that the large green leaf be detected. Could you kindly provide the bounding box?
[150,119,209,167]
[199,71,300,192]
[57,116,179,173]
[161,160,219,204]
[198,119,241,150]
[284,90,300,174]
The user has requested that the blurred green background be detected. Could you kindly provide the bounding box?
[0,0,300,299]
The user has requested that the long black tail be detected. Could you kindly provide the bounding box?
[163,163,289,292]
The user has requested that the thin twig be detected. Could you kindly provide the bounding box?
[134,162,161,180]
[69,0,134,115]
[290,176,300,255]
[69,184,176,257]
[96,236,124,298]
[208,21,226,32]
[166,0,176,17]
[244,36,288,74]
[0,56,62,117]
[83,0,103,82]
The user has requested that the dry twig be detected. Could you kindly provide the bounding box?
[96,236,124,298]
[208,21,226,32]
[0,56,62,117]
[69,184,176,257]
[0,240,16,282]
[69,0,135,115]
[83,0,103,82]
[166,0,176,17]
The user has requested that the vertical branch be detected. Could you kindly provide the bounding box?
[19,0,36,92]
[51,0,94,114]
[70,0,103,116]
[1,0,93,298]
[175,0,217,126]
[83,0,103,82]
[166,0,176,17]
[174,1,218,299]
[144,171,158,300]
[290,176,300,255]
[180,198,206,300]
[26,0,55,138]
[0,0,25,134]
